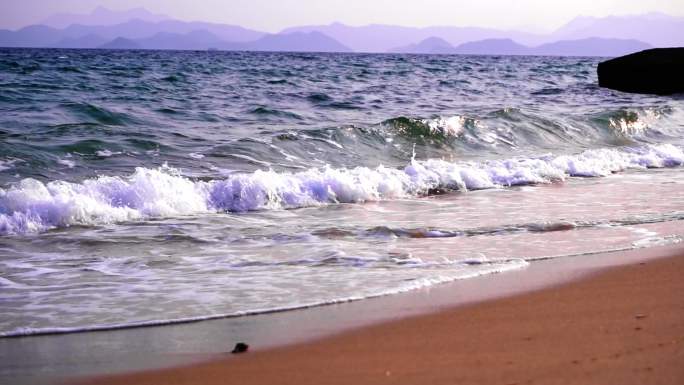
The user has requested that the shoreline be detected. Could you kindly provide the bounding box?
[1,243,682,384]
[77,244,684,385]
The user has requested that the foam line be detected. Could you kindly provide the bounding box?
[0,144,682,235]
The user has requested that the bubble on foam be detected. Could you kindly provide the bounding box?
[0,144,682,235]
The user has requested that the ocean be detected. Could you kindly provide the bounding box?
[0,48,683,338]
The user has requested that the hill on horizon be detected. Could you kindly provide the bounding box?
[0,8,680,56]
[391,36,652,57]
[40,6,170,29]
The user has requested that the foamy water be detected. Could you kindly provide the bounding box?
[1,143,681,235]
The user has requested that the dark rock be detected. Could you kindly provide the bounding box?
[597,48,684,95]
[231,342,249,354]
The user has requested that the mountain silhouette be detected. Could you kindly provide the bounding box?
[41,6,169,29]
[0,8,678,56]
[390,37,455,54]
[390,36,651,57]
[54,33,108,49]
[91,30,351,52]
[246,31,352,52]
[533,38,651,57]
[98,37,140,50]
[282,23,542,52]
[550,13,684,47]
[454,39,529,55]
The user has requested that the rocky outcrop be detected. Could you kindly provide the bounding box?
[598,48,684,95]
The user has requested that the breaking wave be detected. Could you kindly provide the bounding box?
[382,115,472,139]
[1,143,682,235]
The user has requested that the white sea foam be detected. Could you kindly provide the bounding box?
[424,115,467,136]
[608,108,664,137]
[57,159,75,168]
[95,149,122,158]
[0,144,682,235]
[0,257,528,337]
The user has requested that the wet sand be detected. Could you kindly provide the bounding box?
[78,248,684,385]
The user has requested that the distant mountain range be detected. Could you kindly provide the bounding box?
[40,6,170,29]
[86,30,351,52]
[550,13,684,48]
[282,12,683,52]
[0,7,682,56]
[391,37,651,57]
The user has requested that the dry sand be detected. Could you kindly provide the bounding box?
[78,251,684,385]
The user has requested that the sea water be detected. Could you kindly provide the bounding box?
[0,49,683,337]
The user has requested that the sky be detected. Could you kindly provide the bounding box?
[2,0,684,32]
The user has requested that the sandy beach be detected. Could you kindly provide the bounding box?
[77,247,684,385]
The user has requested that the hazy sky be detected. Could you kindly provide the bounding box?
[2,0,684,32]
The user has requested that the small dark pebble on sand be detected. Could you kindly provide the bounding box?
[232,342,249,354]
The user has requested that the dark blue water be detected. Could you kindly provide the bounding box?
[1,48,683,337]
[2,49,681,183]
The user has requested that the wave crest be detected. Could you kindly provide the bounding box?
[598,107,673,139]
[0,144,682,235]
[382,115,472,139]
